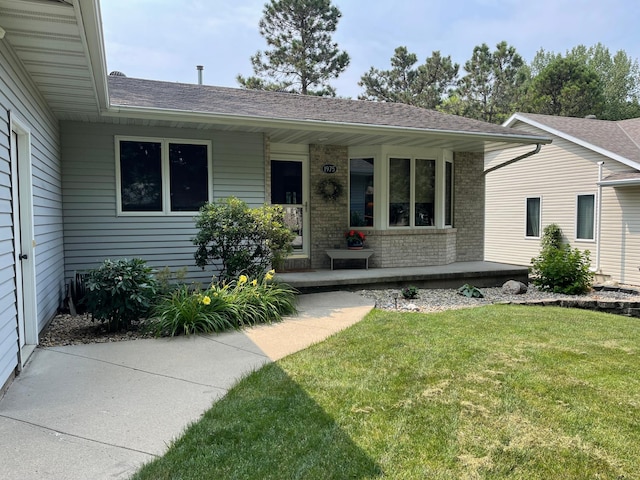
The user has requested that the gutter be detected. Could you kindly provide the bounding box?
[483,143,542,175]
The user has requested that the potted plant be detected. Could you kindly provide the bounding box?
[344,229,366,249]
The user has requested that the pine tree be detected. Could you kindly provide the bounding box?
[237,0,349,96]
[358,47,458,109]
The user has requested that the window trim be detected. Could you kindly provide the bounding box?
[575,193,596,242]
[525,196,542,239]
[115,136,213,216]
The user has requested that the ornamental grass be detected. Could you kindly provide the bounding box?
[146,270,297,336]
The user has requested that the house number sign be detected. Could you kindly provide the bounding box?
[322,164,337,174]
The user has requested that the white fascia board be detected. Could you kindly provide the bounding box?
[103,105,551,145]
[76,0,109,110]
[507,113,640,171]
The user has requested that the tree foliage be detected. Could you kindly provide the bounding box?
[524,57,604,117]
[358,47,458,109]
[526,44,640,120]
[441,41,526,123]
[237,0,349,96]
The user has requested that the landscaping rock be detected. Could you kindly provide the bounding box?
[502,280,528,294]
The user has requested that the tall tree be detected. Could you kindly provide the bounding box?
[528,44,640,120]
[525,57,604,117]
[237,0,350,96]
[443,41,526,124]
[358,47,459,109]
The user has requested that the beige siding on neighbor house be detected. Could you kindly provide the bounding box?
[485,121,639,284]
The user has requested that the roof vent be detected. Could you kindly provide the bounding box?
[109,71,127,77]
[585,114,597,119]
[197,65,204,85]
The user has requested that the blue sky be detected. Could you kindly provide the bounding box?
[101,0,640,99]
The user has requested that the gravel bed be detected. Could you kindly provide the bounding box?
[39,284,640,347]
[354,284,640,313]
[39,314,152,347]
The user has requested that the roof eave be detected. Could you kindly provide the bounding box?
[104,104,551,146]
[598,179,640,187]
[76,0,109,111]
[506,113,640,171]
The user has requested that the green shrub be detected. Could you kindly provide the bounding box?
[147,270,298,337]
[193,197,295,281]
[83,258,158,332]
[457,284,484,298]
[401,285,418,299]
[530,224,593,294]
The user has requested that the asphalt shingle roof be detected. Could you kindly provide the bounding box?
[107,76,546,141]
[514,113,640,164]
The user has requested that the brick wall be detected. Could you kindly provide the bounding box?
[309,145,349,269]
[364,229,457,267]
[454,152,485,261]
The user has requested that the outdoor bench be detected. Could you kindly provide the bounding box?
[325,249,374,270]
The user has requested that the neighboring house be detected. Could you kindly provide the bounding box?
[485,112,640,286]
[0,0,549,391]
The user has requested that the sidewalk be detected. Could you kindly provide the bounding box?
[0,292,374,480]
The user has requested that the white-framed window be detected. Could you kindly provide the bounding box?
[576,193,595,241]
[388,157,437,227]
[525,196,541,238]
[444,160,454,226]
[349,157,375,227]
[115,136,212,215]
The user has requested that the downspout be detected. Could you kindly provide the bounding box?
[483,143,541,176]
[594,161,604,273]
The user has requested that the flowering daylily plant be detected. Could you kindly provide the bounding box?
[344,230,366,242]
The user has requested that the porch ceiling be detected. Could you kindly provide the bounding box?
[0,0,107,120]
[97,113,534,153]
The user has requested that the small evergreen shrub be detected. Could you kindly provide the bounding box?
[193,197,295,281]
[401,285,418,299]
[83,258,158,332]
[530,224,593,294]
[147,270,297,337]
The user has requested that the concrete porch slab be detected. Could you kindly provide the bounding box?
[276,260,529,291]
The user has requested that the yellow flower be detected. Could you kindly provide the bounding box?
[251,279,258,287]
[239,275,248,285]
[202,295,211,305]
[265,269,275,281]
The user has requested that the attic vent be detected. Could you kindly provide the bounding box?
[109,71,127,77]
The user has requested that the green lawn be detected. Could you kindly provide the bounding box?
[132,305,640,479]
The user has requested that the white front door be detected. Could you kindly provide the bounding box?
[10,117,37,368]
[271,158,310,257]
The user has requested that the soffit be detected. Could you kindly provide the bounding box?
[0,0,105,120]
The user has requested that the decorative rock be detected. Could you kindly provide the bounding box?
[502,280,528,295]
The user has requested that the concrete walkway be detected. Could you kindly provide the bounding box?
[0,292,374,480]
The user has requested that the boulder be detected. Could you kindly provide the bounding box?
[502,280,528,295]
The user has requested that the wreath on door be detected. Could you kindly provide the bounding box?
[315,177,343,201]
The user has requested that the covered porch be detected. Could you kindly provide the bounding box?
[276,261,528,293]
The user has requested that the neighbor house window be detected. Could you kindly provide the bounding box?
[525,197,541,238]
[349,158,374,227]
[116,137,211,214]
[389,157,436,227]
[576,194,595,240]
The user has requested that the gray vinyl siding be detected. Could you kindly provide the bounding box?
[1,41,64,387]
[61,121,265,285]
[485,121,640,284]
